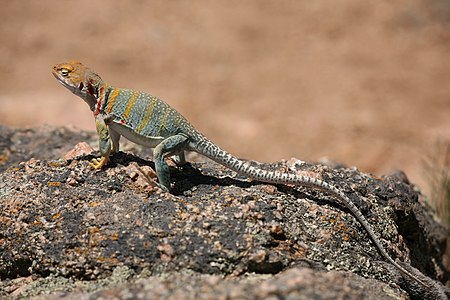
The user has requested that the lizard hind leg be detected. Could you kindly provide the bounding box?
[153,134,189,191]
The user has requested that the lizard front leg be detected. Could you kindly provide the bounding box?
[90,114,112,169]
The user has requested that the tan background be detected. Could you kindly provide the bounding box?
[1,1,449,199]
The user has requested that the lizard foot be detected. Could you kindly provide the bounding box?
[89,156,109,169]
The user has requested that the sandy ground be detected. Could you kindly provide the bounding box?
[0,1,449,204]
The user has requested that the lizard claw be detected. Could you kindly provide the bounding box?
[89,156,108,169]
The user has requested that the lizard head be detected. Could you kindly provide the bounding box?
[52,61,104,111]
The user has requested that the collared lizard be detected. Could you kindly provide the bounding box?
[52,60,429,290]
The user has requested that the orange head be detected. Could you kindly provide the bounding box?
[52,61,104,111]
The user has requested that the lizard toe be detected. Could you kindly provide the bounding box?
[89,157,108,169]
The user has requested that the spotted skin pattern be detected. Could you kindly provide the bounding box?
[52,61,428,288]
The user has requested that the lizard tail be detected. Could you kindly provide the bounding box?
[192,138,427,287]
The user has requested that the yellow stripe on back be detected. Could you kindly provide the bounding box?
[106,88,121,112]
[136,97,157,133]
[122,90,139,122]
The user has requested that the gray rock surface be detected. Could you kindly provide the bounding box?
[0,125,448,299]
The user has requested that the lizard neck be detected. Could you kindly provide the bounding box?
[75,68,107,114]
[73,73,107,113]
[77,81,107,113]
[83,92,98,112]
[92,83,110,115]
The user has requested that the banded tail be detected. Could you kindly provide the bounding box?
[191,137,427,287]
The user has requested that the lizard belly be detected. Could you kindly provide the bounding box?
[109,121,164,148]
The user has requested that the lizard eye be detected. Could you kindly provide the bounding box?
[60,69,69,77]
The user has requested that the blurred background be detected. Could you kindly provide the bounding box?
[0,1,449,220]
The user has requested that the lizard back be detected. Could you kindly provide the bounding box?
[100,86,199,141]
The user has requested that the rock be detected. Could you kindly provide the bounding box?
[63,142,94,161]
[0,125,448,299]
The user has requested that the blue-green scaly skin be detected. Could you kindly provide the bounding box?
[102,87,196,138]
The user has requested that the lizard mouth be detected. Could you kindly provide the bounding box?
[51,71,82,95]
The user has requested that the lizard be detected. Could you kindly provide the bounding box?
[52,60,428,289]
